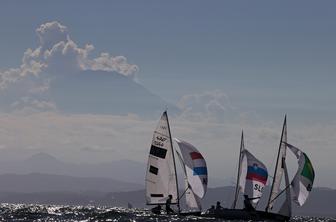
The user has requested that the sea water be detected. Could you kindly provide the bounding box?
[0,204,333,222]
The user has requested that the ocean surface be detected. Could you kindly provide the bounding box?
[0,204,334,222]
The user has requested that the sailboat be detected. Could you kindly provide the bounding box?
[145,111,208,215]
[201,116,315,221]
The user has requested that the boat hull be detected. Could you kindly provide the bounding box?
[179,211,201,216]
[201,209,290,221]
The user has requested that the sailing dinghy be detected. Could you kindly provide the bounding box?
[145,111,208,215]
[202,116,315,221]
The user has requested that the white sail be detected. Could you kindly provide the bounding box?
[267,116,287,210]
[176,150,202,211]
[239,149,268,204]
[175,139,208,199]
[232,130,245,209]
[278,161,292,217]
[286,142,315,206]
[145,111,178,205]
[186,189,202,210]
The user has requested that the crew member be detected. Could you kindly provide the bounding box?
[166,194,175,214]
[243,195,255,211]
[215,201,223,214]
[207,205,215,214]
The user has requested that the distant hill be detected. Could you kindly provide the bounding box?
[0,153,227,187]
[0,186,334,217]
[292,187,336,217]
[0,153,146,185]
[0,173,142,193]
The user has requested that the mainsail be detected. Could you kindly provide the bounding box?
[239,149,268,204]
[175,139,208,200]
[232,130,245,209]
[267,116,288,210]
[285,142,315,206]
[278,160,292,217]
[145,111,179,205]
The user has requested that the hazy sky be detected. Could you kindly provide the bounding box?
[0,1,335,187]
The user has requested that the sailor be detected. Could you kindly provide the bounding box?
[206,205,215,214]
[151,204,161,215]
[243,195,255,211]
[165,194,175,214]
[215,201,224,214]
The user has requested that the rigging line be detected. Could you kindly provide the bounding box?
[269,183,291,206]
[178,186,191,201]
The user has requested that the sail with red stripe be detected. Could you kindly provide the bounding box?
[190,152,203,160]
[246,165,268,184]
[239,149,268,204]
[176,149,202,211]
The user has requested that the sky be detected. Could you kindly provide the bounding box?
[0,1,335,188]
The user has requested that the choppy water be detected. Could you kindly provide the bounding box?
[0,204,334,222]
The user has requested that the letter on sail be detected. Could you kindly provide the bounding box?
[285,142,315,206]
[145,112,178,205]
[175,139,208,200]
[239,150,268,204]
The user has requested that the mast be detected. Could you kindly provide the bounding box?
[266,115,287,211]
[232,130,244,209]
[165,111,181,213]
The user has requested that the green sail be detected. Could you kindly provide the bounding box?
[301,153,315,191]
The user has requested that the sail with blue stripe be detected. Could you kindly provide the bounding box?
[239,149,268,204]
[175,138,208,201]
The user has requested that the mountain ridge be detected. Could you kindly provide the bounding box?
[0,152,146,184]
[0,172,143,193]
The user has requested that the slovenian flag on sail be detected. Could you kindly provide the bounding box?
[246,164,268,185]
[175,139,208,199]
[284,142,315,206]
[239,149,268,204]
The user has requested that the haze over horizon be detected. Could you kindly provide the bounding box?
[0,1,335,190]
